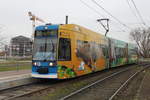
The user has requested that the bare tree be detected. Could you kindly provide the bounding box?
[130,27,150,58]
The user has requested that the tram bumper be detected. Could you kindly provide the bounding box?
[31,73,57,79]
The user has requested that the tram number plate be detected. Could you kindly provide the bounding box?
[37,68,49,74]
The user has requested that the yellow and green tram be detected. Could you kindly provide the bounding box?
[31,24,138,79]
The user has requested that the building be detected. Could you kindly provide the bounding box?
[10,35,32,57]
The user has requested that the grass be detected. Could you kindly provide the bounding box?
[43,81,87,100]
[0,61,31,72]
[0,65,31,72]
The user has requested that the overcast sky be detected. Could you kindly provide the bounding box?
[0,0,149,44]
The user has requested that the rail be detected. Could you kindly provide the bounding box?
[60,64,149,100]
[108,64,150,100]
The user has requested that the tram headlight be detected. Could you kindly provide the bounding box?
[49,62,53,66]
[33,62,41,66]
[33,62,37,66]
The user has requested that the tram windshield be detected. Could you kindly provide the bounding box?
[33,31,57,61]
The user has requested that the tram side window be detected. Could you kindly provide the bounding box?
[115,47,126,58]
[115,47,121,58]
[129,49,137,55]
[104,47,109,58]
[58,38,71,61]
[101,45,108,58]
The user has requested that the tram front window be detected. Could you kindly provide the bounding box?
[33,37,57,61]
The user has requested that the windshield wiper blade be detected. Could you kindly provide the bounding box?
[51,40,55,52]
[43,38,48,60]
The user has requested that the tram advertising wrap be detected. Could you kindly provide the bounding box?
[31,24,138,79]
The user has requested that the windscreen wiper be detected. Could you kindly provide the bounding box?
[51,39,55,53]
[44,38,47,61]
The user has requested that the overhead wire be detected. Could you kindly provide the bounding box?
[130,0,147,26]
[125,0,143,28]
[80,0,105,18]
[125,0,139,22]
[91,0,131,30]
[79,0,127,32]
[109,20,126,32]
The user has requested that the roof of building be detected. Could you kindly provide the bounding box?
[11,35,31,43]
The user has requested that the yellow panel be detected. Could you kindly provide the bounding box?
[57,24,108,79]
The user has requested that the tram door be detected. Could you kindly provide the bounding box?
[101,44,110,69]
[105,46,110,69]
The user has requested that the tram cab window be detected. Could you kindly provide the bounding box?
[58,38,71,61]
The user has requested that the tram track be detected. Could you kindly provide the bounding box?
[60,63,150,100]
[0,79,63,100]
[0,63,147,100]
[108,64,149,100]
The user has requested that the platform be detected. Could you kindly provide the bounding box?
[0,70,30,78]
[0,70,37,91]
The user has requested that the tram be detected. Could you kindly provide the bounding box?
[31,24,138,79]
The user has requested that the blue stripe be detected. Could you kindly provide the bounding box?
[35,25,59,31]
[35,35,57,38]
